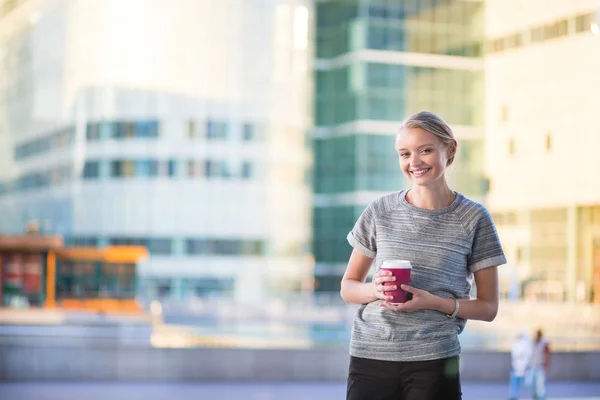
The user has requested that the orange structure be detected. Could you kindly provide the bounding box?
[0,235,148,313]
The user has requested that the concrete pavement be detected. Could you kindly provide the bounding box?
[1,381,600,400]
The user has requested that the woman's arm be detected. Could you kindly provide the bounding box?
[383,266,499,322]
[340,249,392,304]
[431,266,499,321]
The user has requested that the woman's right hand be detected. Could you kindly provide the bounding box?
[372,269,396,302]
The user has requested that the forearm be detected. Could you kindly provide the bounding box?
[340,279,377,304]
[544,349,551,369]
[431,296,498,322]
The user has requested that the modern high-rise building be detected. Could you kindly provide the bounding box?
[485,0,600,302]
[312,0,487,297]
[0,0,314,304]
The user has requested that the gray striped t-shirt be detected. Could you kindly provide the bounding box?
[346,190,506,362]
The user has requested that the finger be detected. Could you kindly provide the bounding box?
[400,284,416,293]
[382,302,405,311]
[379,276,396,283]
[378,294,394,302]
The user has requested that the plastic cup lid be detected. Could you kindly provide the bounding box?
[381,260,412,269]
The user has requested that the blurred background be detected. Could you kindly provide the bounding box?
[0,0,599,398]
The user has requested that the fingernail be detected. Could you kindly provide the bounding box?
[392,277,396,281]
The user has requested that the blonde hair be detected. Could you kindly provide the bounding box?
[397,111,457,166]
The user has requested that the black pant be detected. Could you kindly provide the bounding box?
[346,355,462,400]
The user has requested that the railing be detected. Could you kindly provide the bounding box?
[140,295,600,351]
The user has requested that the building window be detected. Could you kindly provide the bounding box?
[187,120,196,138]
[168,160,177,177]
[113,121,159,139]
[185,278,234,298]
[545,133,552,152]
[135,159,158,177]
[206,120,228,140]
[185,238,264,256]
[110,236,173,255]
[219,161,230,178]
[14,127,74,161]
[505,33,522,49]
[205,160,229,178]
[241,162,253,179]
[82,161,100,179]
[51,166,70,185]
[151,279,171,298]
[110,161,122,177]
[508,139,515,157]
[147,238,172,255]
[156,160,174,177]
[109,237,145,246]
[86,123,100,141]
[575,12,595,33]
[491,38,505,53]
[186,239,207,255]
[86,120,159,141]
[546,19,568,39]
[242,123,254,141]
[187,160,202,177]
[516,247,523,263]
[114,122,134,139]
[531,25,547,43]
[134,121,159,138]
[66,236,99,247]
[110,160,135,177]
[501,105,509,122]
[556,19,569,37]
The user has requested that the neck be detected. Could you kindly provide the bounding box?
[407,183,455,210]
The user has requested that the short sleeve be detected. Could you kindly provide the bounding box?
[347,202,377,258]
[468,209,507,273]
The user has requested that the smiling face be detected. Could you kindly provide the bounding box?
[395,127,454,188]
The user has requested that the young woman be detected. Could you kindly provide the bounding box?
[341,111,506,400]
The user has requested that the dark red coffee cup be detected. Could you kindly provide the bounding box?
[381,260,412,304]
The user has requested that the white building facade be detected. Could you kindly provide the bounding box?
[485,0,600,302]
[0,0,314,304]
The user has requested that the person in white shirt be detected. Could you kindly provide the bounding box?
[529,329,551,399]
[509,331,532,400]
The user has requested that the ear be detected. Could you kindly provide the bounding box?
[447,140,457,158]
[446,140,457,166]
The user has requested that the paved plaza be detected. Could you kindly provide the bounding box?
[1,381,600,400]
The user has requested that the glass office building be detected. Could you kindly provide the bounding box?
[0,0,313,305]
[313,0,486,296]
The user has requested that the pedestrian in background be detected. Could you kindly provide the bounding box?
[529,329,551,400]
[509,331,532,400]
[340,111,507,400]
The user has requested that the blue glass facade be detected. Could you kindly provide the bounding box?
[313,0,485,293]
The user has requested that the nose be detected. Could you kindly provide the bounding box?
[409,152,422,166]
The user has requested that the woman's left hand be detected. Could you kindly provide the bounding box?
[380,284,436,312]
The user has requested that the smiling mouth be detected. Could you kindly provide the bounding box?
[410,168,431,177]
